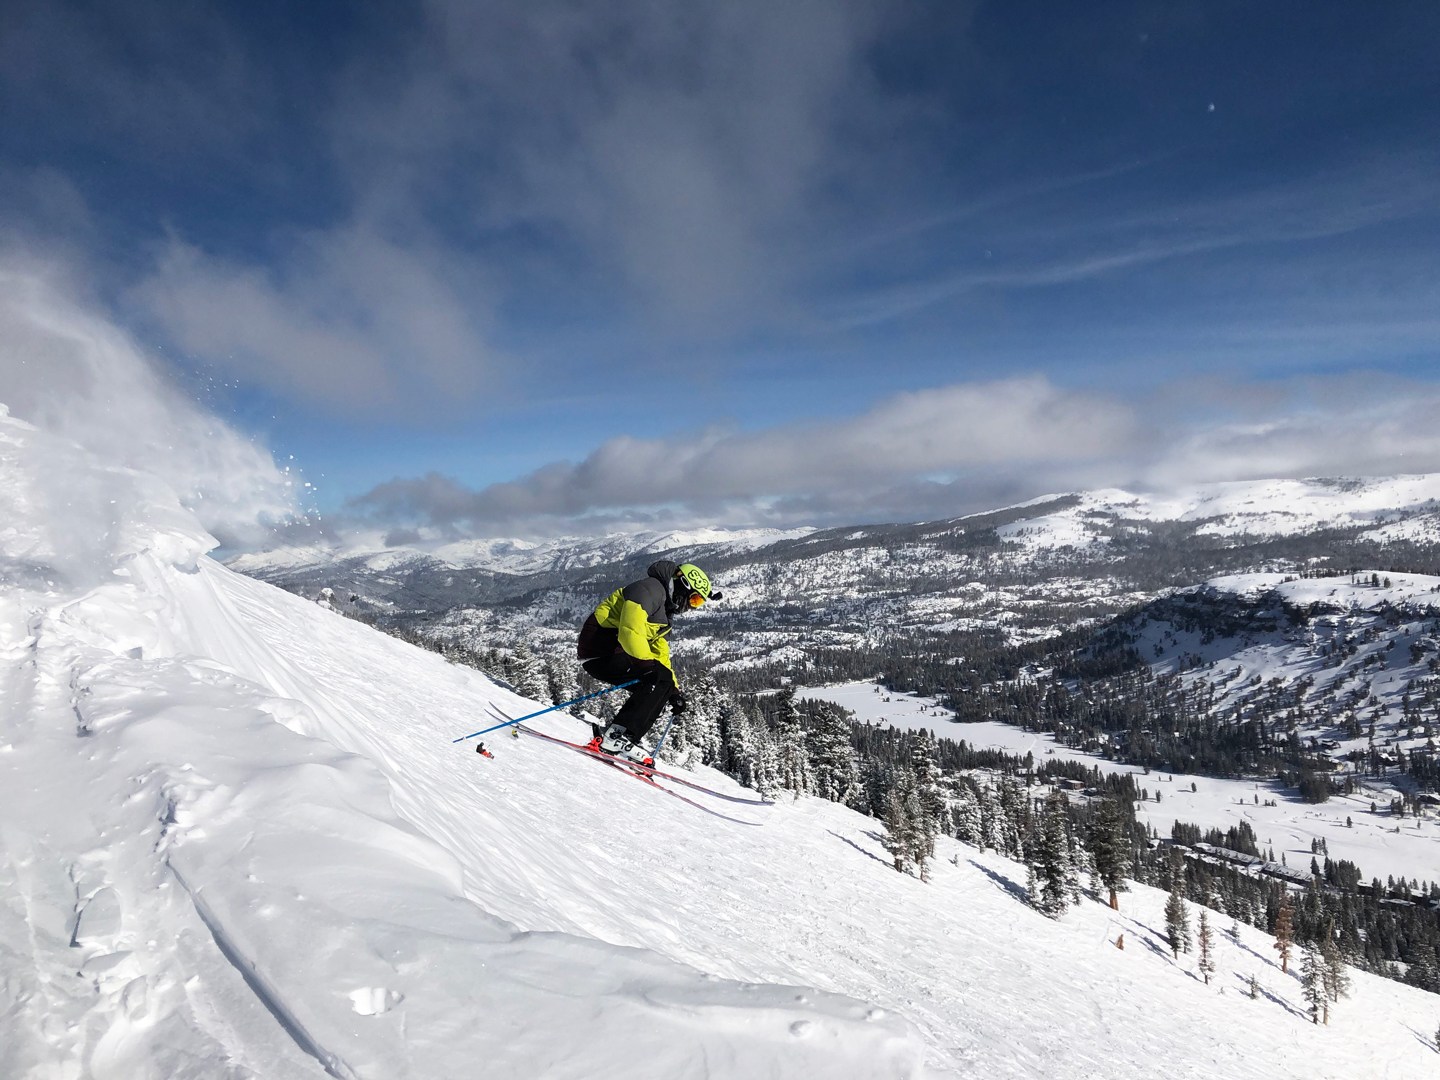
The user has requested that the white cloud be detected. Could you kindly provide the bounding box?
[131,228,501,418]
[345,371,1440,539]
[350,376,1141,532]
[330,0,898,332]
[0,256,298,547]
[1142,382,1440,489]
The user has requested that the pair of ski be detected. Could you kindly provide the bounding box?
[488,708,772,825]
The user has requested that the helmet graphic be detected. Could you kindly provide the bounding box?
[675,563,712,607]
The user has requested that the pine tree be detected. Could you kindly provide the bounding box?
[1165,887,1192,959]
[1026,792,1074,918]
[1197,910,1216,985]
[774,688,810,796]
[1088,797,1132,910]
[976,782,1005,854]
[882,768,921,876]
[950,781,983,847]
[908,731,944,873]
[1273,892,1295,974]
[544,658,579,714]
[995,775,1030,860]
[1405,947,1440,993]
[724,701,779,798]
[910,731,946,827]
[752,717,781,800]
[807,701,859,805]
[1065,818,1087,908]
[718,694,749,776]
[656,674,723,768]
[686,672,724,767]
[652,699,693,765]
[509,642,549,702]
[1320,923,1351,1014]
[1300,945,1327,1024]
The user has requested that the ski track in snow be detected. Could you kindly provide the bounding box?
[5,409,1440,1078]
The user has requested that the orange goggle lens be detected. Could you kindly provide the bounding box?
[687,591,706,609]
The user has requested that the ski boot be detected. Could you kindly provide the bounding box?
[593,723,654,768]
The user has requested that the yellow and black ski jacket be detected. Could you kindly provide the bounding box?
[576,560,678,684]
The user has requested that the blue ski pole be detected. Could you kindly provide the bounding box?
[649,711,678,761]
[452,680,638,743]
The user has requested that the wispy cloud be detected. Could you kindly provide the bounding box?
[1,0,275,164]
[834,155,1440,329]
[332,0,902,328]
[131,229,502,419]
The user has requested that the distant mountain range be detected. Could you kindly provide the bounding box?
[230,474,1440,623]
[226,524,816,611]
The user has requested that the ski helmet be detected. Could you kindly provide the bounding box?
[675,563,712,607]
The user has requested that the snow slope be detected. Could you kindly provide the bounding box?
[5,407,1440,1078]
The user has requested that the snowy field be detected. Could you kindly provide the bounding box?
[799,681,1440,888]
[6,409,1440,1078]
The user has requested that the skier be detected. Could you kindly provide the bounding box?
[576,560,719,766]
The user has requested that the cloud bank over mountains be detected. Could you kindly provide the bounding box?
[350,373,1440,538]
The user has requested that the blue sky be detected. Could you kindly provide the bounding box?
[2,1,1439,543]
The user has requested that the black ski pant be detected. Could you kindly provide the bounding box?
[582,654,673,742]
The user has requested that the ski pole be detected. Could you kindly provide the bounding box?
[452,681,638,743]
[650,711,678,761]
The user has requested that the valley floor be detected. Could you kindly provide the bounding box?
[806,680,1440,887]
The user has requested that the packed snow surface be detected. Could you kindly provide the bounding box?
[5,407,1440,1078]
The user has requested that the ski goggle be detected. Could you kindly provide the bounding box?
[675,564,712,608]
[681,585,723,608]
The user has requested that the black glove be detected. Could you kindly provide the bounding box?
[669,691,689,714]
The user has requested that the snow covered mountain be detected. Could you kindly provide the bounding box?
[231,475,1440,648]
[286,474,1440,703]
[7,408,1440,1078]
[992,475,1440,552]
[1055,569,1440,780]
[227,524,814,610]
[234,474,1440,590]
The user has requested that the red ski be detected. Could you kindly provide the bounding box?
[512,723,773,807]
[515,724,767,826]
